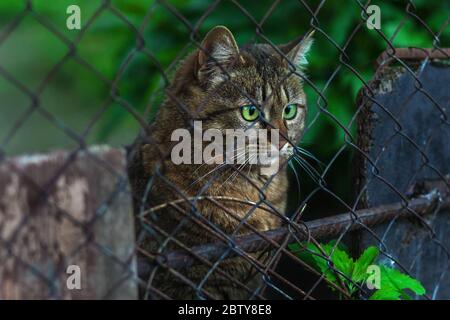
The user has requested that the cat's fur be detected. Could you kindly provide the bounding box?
[127,26,313,299]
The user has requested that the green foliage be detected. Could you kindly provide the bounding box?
[0,1,448,210]
[372,265,426,300]
[289,241,426,300]
[1,0,447,155]
[352,246,379,282]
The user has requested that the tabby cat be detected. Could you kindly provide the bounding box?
[127,26,313,299]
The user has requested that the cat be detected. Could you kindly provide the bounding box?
[127,26,313,299]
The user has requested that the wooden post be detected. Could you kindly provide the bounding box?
[354,62,450,299]
[0,146,137,299]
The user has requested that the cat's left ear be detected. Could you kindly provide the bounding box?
[279,30,314,68]
[196,26,242,82]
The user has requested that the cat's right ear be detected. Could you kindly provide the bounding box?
[196,26,241,82]
[279,30,314,69]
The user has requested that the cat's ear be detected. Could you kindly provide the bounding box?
[280,30,314,68]
[196,26,241,80]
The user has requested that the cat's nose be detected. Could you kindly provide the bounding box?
[278,135,288,150]
[271,120,289,150]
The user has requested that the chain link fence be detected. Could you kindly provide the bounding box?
[0,0,449,300]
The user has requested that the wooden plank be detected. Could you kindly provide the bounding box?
[354,63,450,299]
[0,146,137,299]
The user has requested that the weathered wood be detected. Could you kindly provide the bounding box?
[354,62,450,299]
[0,146,137,299]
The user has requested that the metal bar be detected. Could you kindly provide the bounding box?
[376,47,450,68]
[138,190,450,273]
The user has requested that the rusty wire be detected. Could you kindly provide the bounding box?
[0,0,449,300]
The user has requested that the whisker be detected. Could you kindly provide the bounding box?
[191,145,249,176]
[188,148,250,189]
[292,155,325,186]
[294,146,324,167]
[221,151,257,188]
[288,160,301,196]
[225,154,252,185]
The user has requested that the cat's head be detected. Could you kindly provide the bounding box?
[165,26,313,156]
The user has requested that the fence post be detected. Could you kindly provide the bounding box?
[0,146,137,299]
[353,59,450,299]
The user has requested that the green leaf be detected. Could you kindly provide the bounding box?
[352,246,379,282]
[289,242,337,283]
[290,243,329,272]
[327,244,354,278]
[289,241,354,286]
[369,288,402,300]
[327,239,349,252]
[290,241,426,300]
[380,266,426,296]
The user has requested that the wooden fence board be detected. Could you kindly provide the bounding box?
[0,146,137,299]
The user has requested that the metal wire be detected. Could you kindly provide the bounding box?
[0,0,448,300]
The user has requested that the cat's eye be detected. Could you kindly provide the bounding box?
[283,104,298,120]
[240,105,260,122]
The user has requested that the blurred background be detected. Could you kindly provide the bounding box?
[0,0,447,219]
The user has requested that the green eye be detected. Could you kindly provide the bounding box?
[240,105,260,122]
[283,104,298,120]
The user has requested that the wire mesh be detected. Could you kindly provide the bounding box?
[0,0,449,300]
